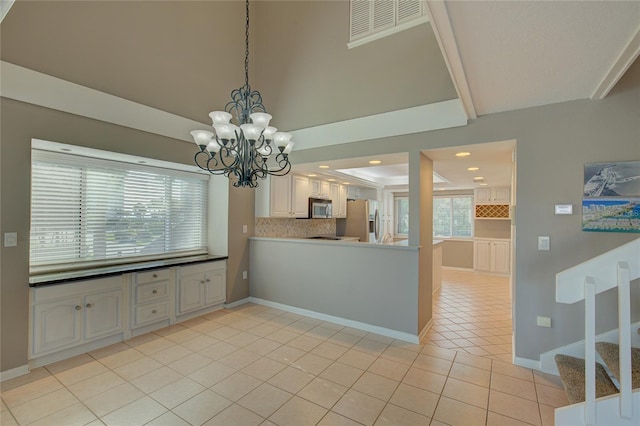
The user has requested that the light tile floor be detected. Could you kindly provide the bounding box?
[1,270,568,425]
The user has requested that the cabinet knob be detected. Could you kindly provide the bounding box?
[152,289,158,294]
[74,305,82,311]
[85,303,93,308]
[151,309,157,314]
[200,280,205,284]
[205,278,211,283]
[152,273,158,278]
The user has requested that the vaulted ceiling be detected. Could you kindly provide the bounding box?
[1,1,638,189]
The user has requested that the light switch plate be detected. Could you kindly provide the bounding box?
[4,232,17,247]
[537,316,552,327]
[242,225,248,234]
[538,236,550,251]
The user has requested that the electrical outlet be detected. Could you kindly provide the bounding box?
[538,236,550,251]
[242,270,247,280]
[537,316,551,327]
[242,225,248,234]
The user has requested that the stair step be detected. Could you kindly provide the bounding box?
[595,342,640,389]
[554,354,619,404]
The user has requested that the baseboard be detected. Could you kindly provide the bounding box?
[248,297,420,344]
[224,298,251,309]
[513,356,541,371]
[418,318,433,342]
[0,365,29,382]
[441,266,474,272]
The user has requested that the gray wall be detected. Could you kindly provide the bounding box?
[442,240,474,269]
[226,183,254,304]
[291,59,640,361]
[0,99,240,372]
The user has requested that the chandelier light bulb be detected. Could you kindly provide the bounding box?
[190,130,214,146]
[240,123,262,141]
[257,145,271,157]
[273,132,292,148]
[209,111,233,125]
[262,126,277,141]
[213,123,238,140]
[283,141,295,155]
[250,112,272,128]
[206,141,222,153]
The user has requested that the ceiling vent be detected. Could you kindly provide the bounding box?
[349,0,428,49]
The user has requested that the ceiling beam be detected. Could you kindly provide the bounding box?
[591,25,640,100]
[424,0,477,120]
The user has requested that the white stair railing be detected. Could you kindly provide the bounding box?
[556,238,639,425]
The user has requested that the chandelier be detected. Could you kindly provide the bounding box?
[191,0,293,188]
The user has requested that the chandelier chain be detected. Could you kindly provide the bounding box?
[244,0,250,88]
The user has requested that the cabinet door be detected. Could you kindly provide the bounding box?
[492,187,511,204]
[204,268,226,306]
[32,297,83,355]
[309,179,321,197]
[474,188,492,204]
[291,175,310,218]
[84,289,123,341]
[338,185,348,217]
[474,240,492,272]
[270,175,292,217]
[320,181,331,198]
[492,241,511,274]
[330,184,339,217]
[178,273,205,314]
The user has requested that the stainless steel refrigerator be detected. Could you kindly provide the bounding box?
[337,199,380,243]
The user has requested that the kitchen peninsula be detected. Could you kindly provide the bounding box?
[249,237,441,343]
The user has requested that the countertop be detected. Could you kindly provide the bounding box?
[250,236,421,251]
[30,254,228,286]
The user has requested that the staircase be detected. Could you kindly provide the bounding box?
[554,238,640,426]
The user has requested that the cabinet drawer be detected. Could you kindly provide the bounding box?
[135,269,170,285]
[136,281,169,304]
[134,301,170,327]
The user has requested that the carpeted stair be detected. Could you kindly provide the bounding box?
[554,354,618,404]
[554,342,640,405]
[595,342,640,389]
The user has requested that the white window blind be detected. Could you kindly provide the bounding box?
[30,150,208,273]
[349,0,427,48]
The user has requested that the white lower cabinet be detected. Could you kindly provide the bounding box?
[474,239,511,275]
[131,268,173,331]
[30,276,124,358]
[178,261,226,316]
[29,259,227,366]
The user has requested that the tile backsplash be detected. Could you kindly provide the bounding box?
[255,218,336,237]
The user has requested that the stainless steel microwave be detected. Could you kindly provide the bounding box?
[308,198,332,218]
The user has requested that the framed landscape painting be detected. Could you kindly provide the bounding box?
[582,161,640,233]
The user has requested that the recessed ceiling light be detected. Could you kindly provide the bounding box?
[319,165,330,169]
[467,167,479,171]
[473,176,484,181]
[455,152,471,157]
[308,174,317,177]
[479,183,488,186]
[327,178,336,182]
[368,160,382,165]
[342,182,350,185]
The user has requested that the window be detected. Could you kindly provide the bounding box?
[433,196,473,238]
[30,148,208,273]
[395,196,409,235]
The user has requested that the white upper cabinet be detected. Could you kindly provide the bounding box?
[474,186,510,205]
[270,175,309,218]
